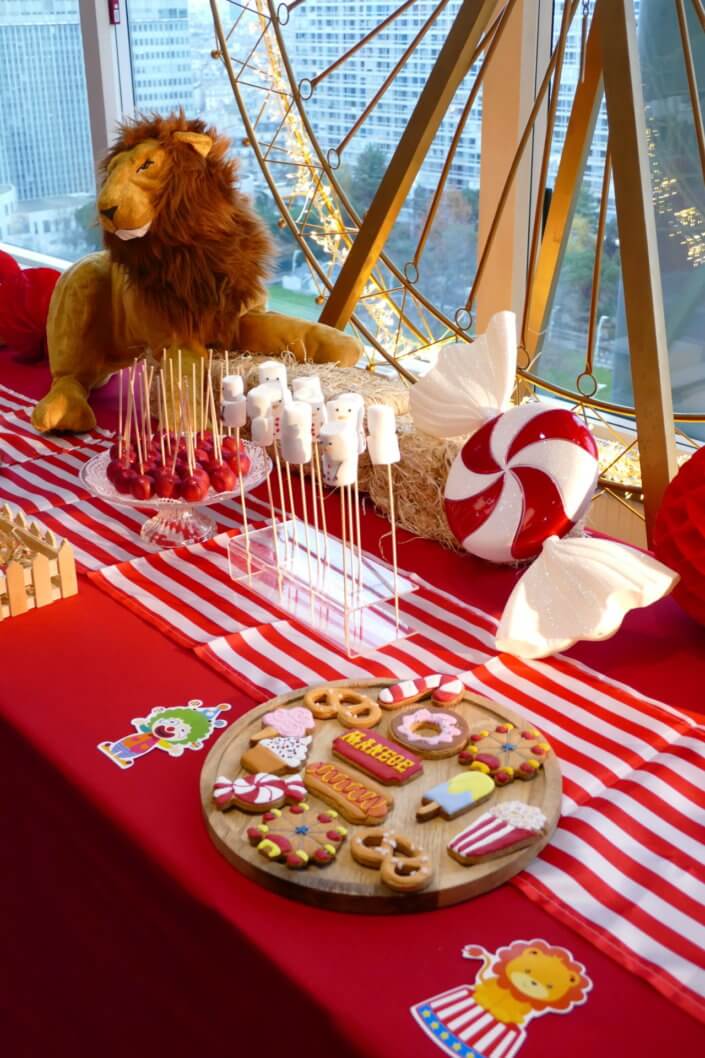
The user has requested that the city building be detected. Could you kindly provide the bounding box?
[128,1,194,113]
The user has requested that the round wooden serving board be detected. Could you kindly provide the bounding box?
[200,679,562,913]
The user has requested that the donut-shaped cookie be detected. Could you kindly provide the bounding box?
[389,706,469,759]
[350,829,432,893]
[303,686,381,728]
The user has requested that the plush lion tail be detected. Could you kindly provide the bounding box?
[0,250,60,363]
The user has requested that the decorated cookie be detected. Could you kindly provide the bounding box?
[247,802,347,869]
[333,729,423,786]
[416,771,495,822]
[459,723,551,784]
[389,706,469,759]
[212,772,306,813]
[241,734,313,775]
[378,674,465,709]
[448,801,548,865]
[303,685,382,728]
[256,705,315,740]
[304,761,393,824]
[350,829,433,893]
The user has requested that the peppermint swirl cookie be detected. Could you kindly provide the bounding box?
[389,706,469,759]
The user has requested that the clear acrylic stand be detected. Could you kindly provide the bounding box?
[227,517,418,658]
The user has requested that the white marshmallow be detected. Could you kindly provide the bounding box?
[292,375,324,402]
[251,416,274,447]
[221,395,247,429]
[318,420,358,486]
[222,374,244,400]
[367,404,400,465]
[258,360,288,389]
[247,383,274,420]
[301,395,328,438]
[328,392,365,454]
[280,401,313,464]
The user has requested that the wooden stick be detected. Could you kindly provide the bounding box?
[387,463,400,631]
[313,442,329,563]
[192,362,198,444]
[117,368,124,460]
[299,463,316,605]
[340,486,350,652]
[272,439,290,560]
[160,369,172,457]
[346,483,357,595]
[235,425,252,580]
[130,373,144,475]
[124,362,135,457]
[200,356,205,438]
[157,381,166,466]
[354,478,364,594]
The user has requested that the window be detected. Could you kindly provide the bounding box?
[540,0,705,433]
[0,0,97,262]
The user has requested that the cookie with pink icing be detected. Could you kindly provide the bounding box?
[212,772,306,812]
[259,706,315,739]
[389,706,469,759]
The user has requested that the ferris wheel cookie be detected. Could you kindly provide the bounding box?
[389,706,469,759]
[303,685,382,728]
[459,723,551,784]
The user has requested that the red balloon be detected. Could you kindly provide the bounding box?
[653,445,705,626]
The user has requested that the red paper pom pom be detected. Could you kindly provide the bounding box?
[653,446,705,626]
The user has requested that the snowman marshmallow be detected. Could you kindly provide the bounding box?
[222,374,244,400]
[292,375,324,402]
[222,394,247,430]
[318,420,358,487]
[327,393,365,455]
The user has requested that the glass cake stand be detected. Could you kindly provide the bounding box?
[80,444,271,548]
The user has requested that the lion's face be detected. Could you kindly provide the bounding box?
[97,131,212,241]
[495,941,590,1013]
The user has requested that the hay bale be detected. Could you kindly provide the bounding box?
[365,416,465,550]
[212,350,410,415]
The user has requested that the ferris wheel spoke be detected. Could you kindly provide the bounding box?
[319,0,498,331]
[410,0,511,274]
[335,0,453,157]
[307,0,422,92]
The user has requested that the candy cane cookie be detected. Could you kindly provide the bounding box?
[378,674,465,709]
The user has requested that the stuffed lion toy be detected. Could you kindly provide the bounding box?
[31,113,362,433]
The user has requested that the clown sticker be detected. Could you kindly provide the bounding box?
[411,940,591,1058]
[98,699,230,769]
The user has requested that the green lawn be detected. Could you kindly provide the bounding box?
[267,284,320,322]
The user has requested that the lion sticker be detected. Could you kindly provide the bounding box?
[411,939,592,1058]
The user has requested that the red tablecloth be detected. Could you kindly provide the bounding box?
[3,358,705,1058]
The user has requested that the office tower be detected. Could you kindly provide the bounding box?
[128,1,194,113]
[0,0,94,201]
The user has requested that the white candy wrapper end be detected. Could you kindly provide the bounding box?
[496,535,680,659]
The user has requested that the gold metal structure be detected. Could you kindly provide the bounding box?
[209,0,705,540]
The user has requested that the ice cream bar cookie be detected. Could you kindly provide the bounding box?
[448,801,547,865]
[304,761,393,824]
[332,729,423,786]
[416,771,495,822]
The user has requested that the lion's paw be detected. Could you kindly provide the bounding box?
[32,389,96,434]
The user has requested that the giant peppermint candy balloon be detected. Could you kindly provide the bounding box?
[444,403,599,564]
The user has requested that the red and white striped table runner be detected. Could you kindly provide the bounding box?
[461,652,705,1025]
[0,384,111,463]
[0,447,109,512]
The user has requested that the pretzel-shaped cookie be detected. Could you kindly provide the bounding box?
[350,829,433,893]
[303,686,381,729]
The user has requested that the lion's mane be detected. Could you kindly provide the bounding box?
[492,940,590,1013]
[101,111,272,342]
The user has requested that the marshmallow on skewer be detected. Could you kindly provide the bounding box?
[222,394,247,430]
[301,395,328,438]
[319,420,358,487]
[246,382,274,421]
[327,392,365,454]
[258,360,289,392]
[252,415,274,447]
[280,401,313,464]
[367,404,400,465]
[222,374,244,400]
[292,375,324,402]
